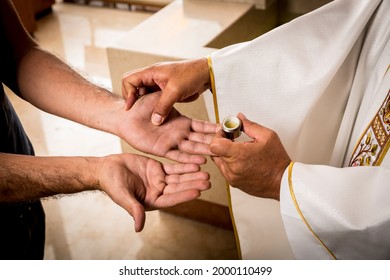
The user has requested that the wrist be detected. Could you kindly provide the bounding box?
[273,160,292,201]
[68,156,102,192]
[91,156,106,192]
[88,93,126,137]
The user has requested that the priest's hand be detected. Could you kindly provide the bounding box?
[121,58,210,125]
[97,153,210,232]
[210,113,291,201]
[117,92,216,164]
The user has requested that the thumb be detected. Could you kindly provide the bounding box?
[121,196,146,232]
[151,90,179,125]
[211,155,224,170]
[238,112,267,140]
[210,126,234,157]
[131,204,146,233]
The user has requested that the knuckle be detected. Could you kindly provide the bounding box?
[209,141,218,152]
[268,130,278,139]
[225,166,241,184]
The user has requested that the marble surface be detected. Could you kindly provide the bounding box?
[8,2,238,259]
[110,0,253,59]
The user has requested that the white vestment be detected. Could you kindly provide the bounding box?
[208,0,390,259]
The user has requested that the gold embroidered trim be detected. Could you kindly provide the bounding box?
[207,54,242,259]
[349,89,390,167]
[288,162,337,260]
[349,65,390,166]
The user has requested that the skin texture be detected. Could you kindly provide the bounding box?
[210,113,291,201]
[0,0,213,232]
[17,48,216,164]
[0,153,210,232]
[122,58,210,125]
[117,92,216,164]
[1,0,215,164]
[97,154,210,232]
[121,57,292,201]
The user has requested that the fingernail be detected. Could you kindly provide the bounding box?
[151,113,163,125]
[238,112,247,120]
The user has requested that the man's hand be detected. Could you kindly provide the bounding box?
[117,92,217,164]
[210,113,291,201]
[97,153,210,232]
[121,58,210,125]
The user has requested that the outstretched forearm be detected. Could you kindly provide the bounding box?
[16,47,216,164]
[0,152,212,232]
[1,0,123,135]
[17,46,124,136]
[0,153,100,202]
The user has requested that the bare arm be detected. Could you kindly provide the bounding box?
[1,0,213,232]
[1,0,215,163]
[17,47,124,136]
[1,0,122,135]
[0,153,98,202]
[0,153,210,231]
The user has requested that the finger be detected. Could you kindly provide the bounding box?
[121,76,137,99]
[137,86,149,97]
[238,112,268,140]
[153,189,201,208]
[147,85,163,93]
[163,180,211,195]
[165,150,207,165]
[178,139,214,156]
[191,119,218,134]
[125,95,137,111]
[209,129,235,157]
[163,163,200,175]
[188,132,214,145]
[117,195,146,232]
[122,69,158,110]
[211,155,223,168]
[165,171,210,184]
[181,92,200,103]
[125,86,154,110]
[151,88,181,125]
[131,203,146,233]
[122,75,140,111]
[211,156,230,179]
